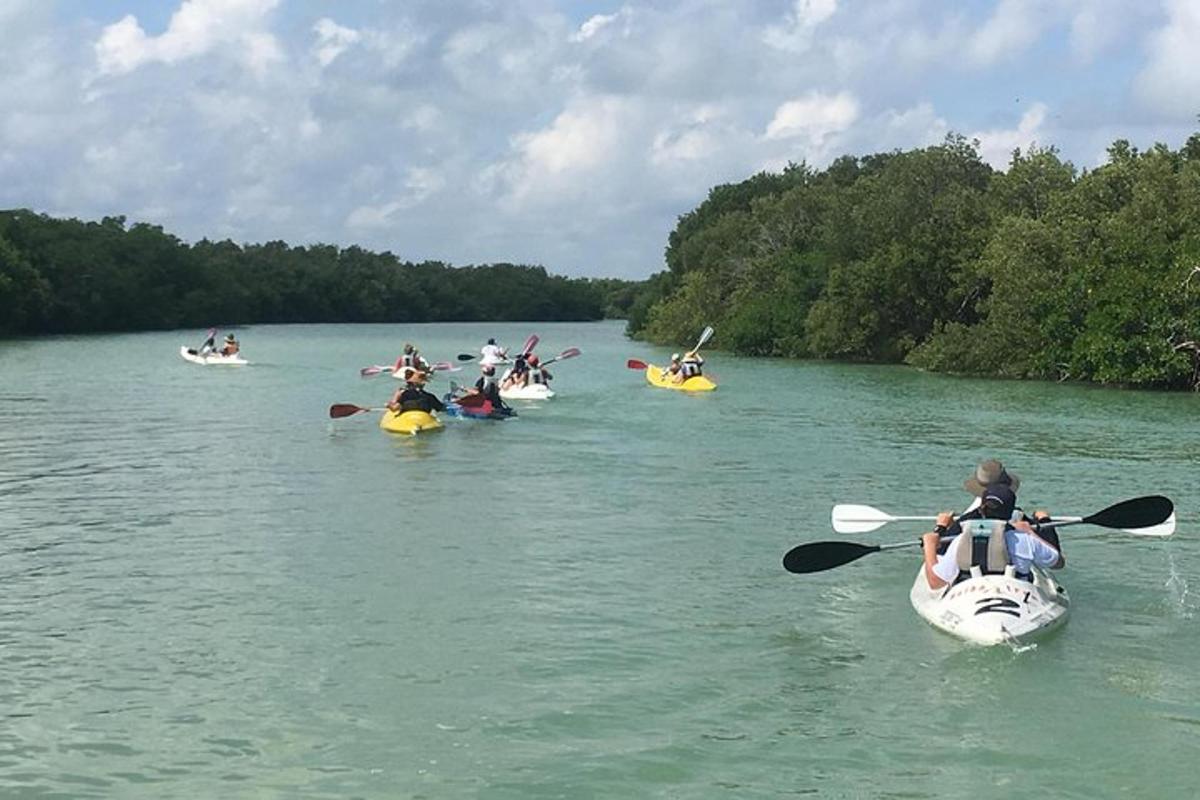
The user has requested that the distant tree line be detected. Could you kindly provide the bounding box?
[0,209,643,335]
[630,133,1200,390]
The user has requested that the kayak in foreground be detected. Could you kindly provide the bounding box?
[443,396,516,420]
[499,383,555,400]
[180,346,248,366]
[909,521,1070,645]
[644,364,715,392]
[379,409,444,435]
[910,565,1069,646]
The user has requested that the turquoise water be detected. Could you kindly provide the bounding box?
[1,321,1197,798]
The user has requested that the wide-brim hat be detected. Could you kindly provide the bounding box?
[964,459,1020,496]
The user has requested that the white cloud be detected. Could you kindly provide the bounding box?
[1134,0,1200,119]
[571,11,628,43]
[966,0,1044,66]
[764,0,837,53]
[971,102,1049,168]
[490,96,634,207]
[313,18,361,67]
[764,91,859,144]
[94,0,282,76]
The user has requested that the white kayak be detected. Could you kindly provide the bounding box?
[180,346,248,366]
[499,383,555,400]
[909,564,1069,646]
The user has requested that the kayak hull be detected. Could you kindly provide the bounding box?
[645,364,715,392]
[379,409,444,435]
[443,396,516,420]
[180,346,248,366]
[500,383,555,400]
[909,566,1069,646]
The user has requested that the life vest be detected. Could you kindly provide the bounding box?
[530,369,547,385]
[680,360,701,378]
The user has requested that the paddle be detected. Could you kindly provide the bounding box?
[831,496,1174,537]
[783,539,930,574]
[519,334,538,357]
[627,359,648,370]
[538,347,581,367]
[792,495,1177,575]
[689,325,714,356]
[361,361,458,377]
[457,353,477,361]
[329,403,379,419]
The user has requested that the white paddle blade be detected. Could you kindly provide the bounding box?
[831,504,896,534]
[694,326,714,351]
[1125,512,1176,537]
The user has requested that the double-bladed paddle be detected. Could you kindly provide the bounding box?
[538,347,581,367]
[831,495,1175,537]
[790,495,1176,575]
[626,327,712,372]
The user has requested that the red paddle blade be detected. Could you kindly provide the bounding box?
[360,366,383,377]
[557,347,581,360]
[521,334,538,356]
[626,359,648,370]
[329,403,371,419]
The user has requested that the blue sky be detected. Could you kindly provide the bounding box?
[2,0,1198,279]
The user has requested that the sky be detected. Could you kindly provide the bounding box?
[1,1,1198,279]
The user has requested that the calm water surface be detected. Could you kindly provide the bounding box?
[1,321,1197,798]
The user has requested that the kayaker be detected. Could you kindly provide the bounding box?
[470,364,509,410]
[963,458,1019,497]
[502,354,530,389]
[920,484,1063,590]
[199,330,217,355]
[480,338,508,366]
[661,353,684,382]
[527,354,552,387]
[388,369,445,414]
[680,349,704,378]
[394,343,431,376]
[220,333,239,356]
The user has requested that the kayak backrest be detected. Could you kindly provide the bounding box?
[956,520,1009,574]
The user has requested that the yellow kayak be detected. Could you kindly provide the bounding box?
[645,364,717,392]
[379,409,444,435]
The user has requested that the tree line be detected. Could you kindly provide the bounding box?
[631,133,1200,390]
[0,209,642,335]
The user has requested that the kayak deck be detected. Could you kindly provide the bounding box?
[379,409,444,435]
[909,565,1069,646]
[645,364,716,392]
[180,346,248,366]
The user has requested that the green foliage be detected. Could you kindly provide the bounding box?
[638,131,1200,389]
[0,210,631,335]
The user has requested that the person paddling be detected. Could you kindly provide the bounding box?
[680,349,704,379]
[199,330,217,355]
[502,353,531,390]
[920,484,1063,590]
[660,353,684,383]
[526,354,552,387]
[394,343,431,378]
[388,368,445,414]
[480,338,508,366]
[220,333,239,356]
[467,364,510,411]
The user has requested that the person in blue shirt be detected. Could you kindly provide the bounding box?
[920,484,1064,590]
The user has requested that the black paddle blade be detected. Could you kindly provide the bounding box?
[782,541,881,574]
[457,353,476,361]
[1085,495,1174,529]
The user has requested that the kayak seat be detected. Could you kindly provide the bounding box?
[954,531,1011,577]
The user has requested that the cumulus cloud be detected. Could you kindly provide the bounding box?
[313,18,361,67]
[570,10,631,43]
[764,91,859,145]
[763,0,838,53]
[95,0,282,76]
[1134,0,1200,119]
[971,103,1049,168]
[966,0,1044,66]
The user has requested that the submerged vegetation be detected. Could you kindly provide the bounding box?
[632,133,1200,390]
[0,210,641,335]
